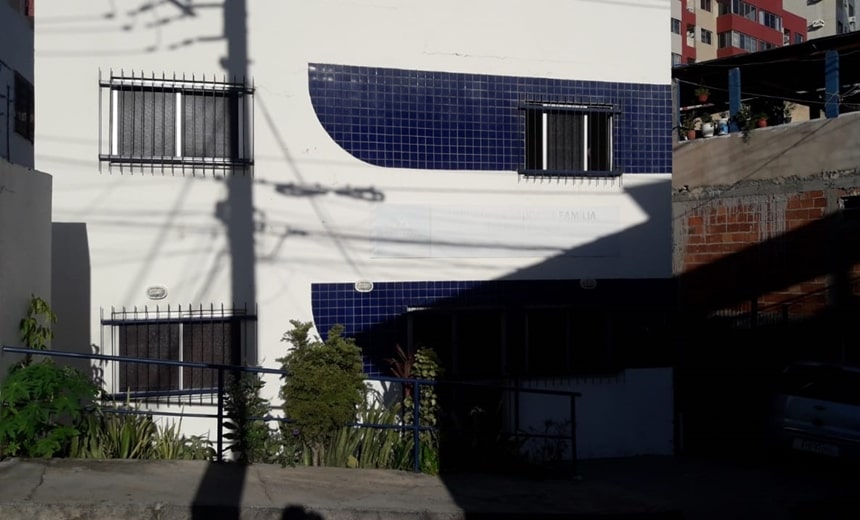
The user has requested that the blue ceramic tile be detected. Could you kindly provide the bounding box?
[308,63,671,174]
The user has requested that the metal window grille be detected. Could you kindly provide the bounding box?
[521,103,617,177]
[98,70,254,175]
[100,303,257,405]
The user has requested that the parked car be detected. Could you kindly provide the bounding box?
[770,361,860,461]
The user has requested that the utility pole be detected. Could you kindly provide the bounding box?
[223,0,256,365]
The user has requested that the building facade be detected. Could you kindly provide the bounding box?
[785,0,857,39]
[0,0,34,167]
[673,0,808,64]
[35,0,674,458]
[0,0,53,378]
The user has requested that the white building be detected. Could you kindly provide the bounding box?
[35,0,675,459]
[785,0,857,38]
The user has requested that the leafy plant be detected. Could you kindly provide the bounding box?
[152,419,214,460]
[0,360,98,457]
[71,406,156,459]
[385,344,443,474]
[223,370,273,464]
[71,403,214,461]
[278,321,366,466]
[17,295,57,366]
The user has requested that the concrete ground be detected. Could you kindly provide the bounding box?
[0,454,857,519]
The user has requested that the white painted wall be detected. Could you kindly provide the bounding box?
[35,0,673,456]
[518,368,675,460]
[0,159,52,375]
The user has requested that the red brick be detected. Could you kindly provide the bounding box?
[727,223,753,233]
[687,215,704,227]
[786,197,804,209]
[813,197,827,208]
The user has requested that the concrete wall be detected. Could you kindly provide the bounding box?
[519,368,675,460]
[0,159,52,375]
[673,111,860,191]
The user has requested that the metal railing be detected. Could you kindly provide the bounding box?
[1,346,581,473]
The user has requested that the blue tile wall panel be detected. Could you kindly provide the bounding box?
[308,63,672,174]
[311,278,680,375]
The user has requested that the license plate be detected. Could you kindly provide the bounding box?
[792,438,840,457]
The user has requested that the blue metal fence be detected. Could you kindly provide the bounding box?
[1,346,581,472]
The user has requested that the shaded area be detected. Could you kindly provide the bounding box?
[675,199,860,458]
[672,31,860,110]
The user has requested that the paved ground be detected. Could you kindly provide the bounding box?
[0,454,857,519]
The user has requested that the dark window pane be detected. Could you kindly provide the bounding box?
[546,111,584,170]
[525,109,543,170]
[527,308,569,376]
[117,89,176,157]
[13,73,34,142]
[182,92,238,159]
[588,112,611,171]
[118,323,179,392]
[182,320,232,389]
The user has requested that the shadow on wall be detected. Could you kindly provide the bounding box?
[675,194,860,457]
[51,223,92,376]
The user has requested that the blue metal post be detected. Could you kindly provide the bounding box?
[825,50,840,119]
[729,67,741,133]
[412,382,421,472]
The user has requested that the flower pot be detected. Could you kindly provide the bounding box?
[757,118,768,128]
[697,94,709,103]
[686,129,696,141]
[701,122,714,138]
[717,118,729,135]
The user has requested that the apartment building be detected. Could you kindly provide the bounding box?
[34,0,675,459]
[673,0,807,64]
[784,0,857,38]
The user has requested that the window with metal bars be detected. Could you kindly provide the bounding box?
[102,305,256,400]
[99,72,253,173]
[521,103,615,177]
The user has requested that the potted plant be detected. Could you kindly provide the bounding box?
[755,112,768,128]
[731,103,755,142]
[700,114,716,138]
[680,113,697,141]
[694,87,711,103]
[782,102,796,124]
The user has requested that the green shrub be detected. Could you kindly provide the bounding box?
[0,360,98,458]
[223,371,273,464]
[278,321,366,466]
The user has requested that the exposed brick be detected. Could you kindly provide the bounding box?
[726,223,754,233]
[785,209,812,221]
[687,215,704,227]
[786,197,804,210]
[813,197,828,208]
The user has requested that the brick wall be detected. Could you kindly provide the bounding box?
[675,183,860,318]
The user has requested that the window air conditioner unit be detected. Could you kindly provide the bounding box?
[850,16,857,24]
[809,19,825,29]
